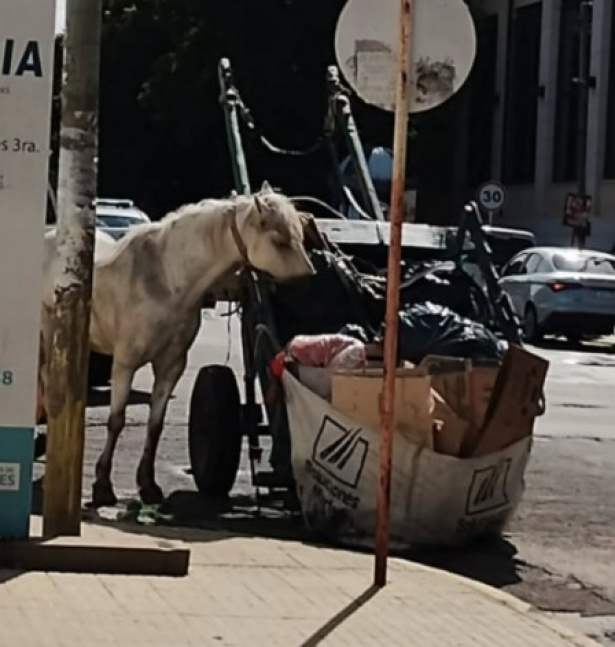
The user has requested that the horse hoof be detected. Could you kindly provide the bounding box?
[139,484,164,506]
[92,481,118,508]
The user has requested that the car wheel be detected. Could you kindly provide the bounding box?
[523,305,542,343]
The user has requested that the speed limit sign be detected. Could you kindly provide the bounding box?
[477,181,506,213]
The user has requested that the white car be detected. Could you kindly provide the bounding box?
[499,246,615,342]
[457,226,537,291]
[94,198,151,240]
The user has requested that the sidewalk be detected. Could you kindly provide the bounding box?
[0,518,600,647]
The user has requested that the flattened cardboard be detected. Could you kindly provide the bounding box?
[418,355,500,456]
[431,390,469,457]
[471,345,549,457]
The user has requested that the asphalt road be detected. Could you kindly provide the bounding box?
[35,307,615,646]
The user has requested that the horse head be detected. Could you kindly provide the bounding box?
[238,181,316,280]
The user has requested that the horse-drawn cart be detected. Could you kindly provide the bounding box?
[35,56,521,527]
[185,59,523,510]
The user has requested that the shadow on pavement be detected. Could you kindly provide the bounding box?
[408,535,522,588]
[533,337,615,355]
[299,585,380,647]
[76,489,310,544]
[64,484,523,592]
[0,571,21,586]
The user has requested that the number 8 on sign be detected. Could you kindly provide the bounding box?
[477,181,506,213]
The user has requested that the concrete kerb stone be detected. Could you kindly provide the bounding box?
[20,517,601,646]
[389,556,602,647]
[523,610,606,647]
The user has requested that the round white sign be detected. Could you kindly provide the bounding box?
[477,181,506,212]
[335,0,477,114]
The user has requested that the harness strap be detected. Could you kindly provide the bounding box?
[230,208,250,265]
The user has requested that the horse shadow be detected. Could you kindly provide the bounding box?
[82,489,310,544]
[49,483,522,590]
[31,479,308,545]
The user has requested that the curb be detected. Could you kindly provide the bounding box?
[392,556,602,647]
[70,519,603,646]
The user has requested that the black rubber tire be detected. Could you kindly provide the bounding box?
[523,304,542,343]
[188,365,243,497]
[88,352,113,388]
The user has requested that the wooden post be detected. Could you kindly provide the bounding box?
[374,0,414,587]
[43,0,103,538]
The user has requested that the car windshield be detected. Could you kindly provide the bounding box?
[96,213,144,228]
[552,253,615,275]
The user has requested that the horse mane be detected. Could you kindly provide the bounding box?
[103,191,302,261]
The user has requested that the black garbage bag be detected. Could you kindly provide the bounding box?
[399,262,489,321]
[393,301,504,365]
[270,250,384,346]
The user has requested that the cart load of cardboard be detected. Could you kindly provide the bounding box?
[280,335,549,459]
[273,334,549,549]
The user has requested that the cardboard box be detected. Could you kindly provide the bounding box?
[310,345,548,460]
[331,366,435,448]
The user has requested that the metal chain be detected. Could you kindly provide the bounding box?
[232,86,333,157]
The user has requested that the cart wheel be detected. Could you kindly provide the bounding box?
[188,365,242,497]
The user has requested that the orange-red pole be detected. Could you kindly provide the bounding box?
[374,0,414,587]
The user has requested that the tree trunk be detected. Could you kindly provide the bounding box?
[43,0,103,538]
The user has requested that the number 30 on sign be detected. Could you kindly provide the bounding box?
[477,181,506,213]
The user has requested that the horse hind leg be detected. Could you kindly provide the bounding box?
[136,353,187,505]
[92,361,135,507]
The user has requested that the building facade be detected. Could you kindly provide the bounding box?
[478,0,615,248]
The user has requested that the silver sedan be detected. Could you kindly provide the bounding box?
[499,246,615,342]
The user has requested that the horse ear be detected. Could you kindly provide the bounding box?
[260,180,274,194]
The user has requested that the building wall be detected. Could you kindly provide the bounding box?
[476,0,615,250]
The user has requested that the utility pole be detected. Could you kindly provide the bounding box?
[43,0,103,538]
[374,0,413,588]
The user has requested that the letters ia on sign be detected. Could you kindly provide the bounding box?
[1,39,43,78]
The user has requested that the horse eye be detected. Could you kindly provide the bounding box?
[273,236,291,249]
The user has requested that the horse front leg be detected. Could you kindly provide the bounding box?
[92,361,135,507]
[136,353,188,505]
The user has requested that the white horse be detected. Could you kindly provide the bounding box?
[39,183,315,507]
[37,228,117,423]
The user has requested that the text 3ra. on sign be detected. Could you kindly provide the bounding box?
[477,181,506,213]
